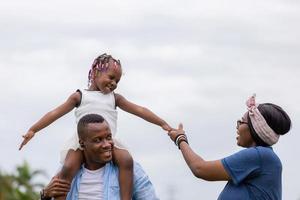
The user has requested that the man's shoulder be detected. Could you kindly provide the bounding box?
[106,161,159,200]
[107,161,143,175]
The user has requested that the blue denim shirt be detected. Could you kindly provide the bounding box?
[66,161,159,200]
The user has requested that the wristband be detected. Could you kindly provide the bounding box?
[174,133,189,149]
[175,135,186,146]
[177,138,189,149]
[40,189,51,200]
[174,134,185,145]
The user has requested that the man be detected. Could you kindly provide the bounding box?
[41,114,159,200]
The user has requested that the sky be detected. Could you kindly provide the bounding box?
[1,0,300,199]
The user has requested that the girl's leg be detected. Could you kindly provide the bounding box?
[55,149,83,200]
[113,147,134,200]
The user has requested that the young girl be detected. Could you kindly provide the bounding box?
[19,53,172,200]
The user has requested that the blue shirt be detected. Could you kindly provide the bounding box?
[219,147,282,200]
[66,161,159,200]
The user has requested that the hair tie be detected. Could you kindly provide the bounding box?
[246,93,257,116]
[245,94,279,145]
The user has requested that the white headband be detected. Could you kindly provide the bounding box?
[246,94,279,145]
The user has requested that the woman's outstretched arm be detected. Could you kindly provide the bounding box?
[169,123,230,181]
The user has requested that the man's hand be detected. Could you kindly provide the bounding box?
[168,123,185,142]
[19,130,35,150]
[43,176,71,198]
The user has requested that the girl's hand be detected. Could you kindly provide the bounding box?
[19,130,35,150]
[162,123,172,132]
[168,123,185,142]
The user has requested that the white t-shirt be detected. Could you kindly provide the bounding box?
[78,166,104,200]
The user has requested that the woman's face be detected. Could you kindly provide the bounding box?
[236,112,256,147]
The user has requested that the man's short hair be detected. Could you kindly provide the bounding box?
[77,114,105,139]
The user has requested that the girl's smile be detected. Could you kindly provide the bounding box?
[90,59,122,93]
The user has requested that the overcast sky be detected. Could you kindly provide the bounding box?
[1,0,300,199]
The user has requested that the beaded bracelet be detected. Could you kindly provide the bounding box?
[174,134,189,149]
[175,135,186,146]
[177,138,189,149]
[174,134,185,145]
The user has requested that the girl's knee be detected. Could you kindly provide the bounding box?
[114,150,133,170]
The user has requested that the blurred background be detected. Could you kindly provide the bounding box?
[1,0,300,199]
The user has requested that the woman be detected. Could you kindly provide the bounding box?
[168,95,291,199]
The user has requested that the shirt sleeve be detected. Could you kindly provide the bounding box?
[221,147,261,185]
[132,162,159,200]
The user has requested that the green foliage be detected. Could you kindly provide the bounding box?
[0,161,46,200]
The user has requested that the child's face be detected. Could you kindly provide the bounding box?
[92,60,122,94]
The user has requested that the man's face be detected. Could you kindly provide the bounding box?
[80,121,114,169]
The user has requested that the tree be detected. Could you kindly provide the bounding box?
[0,161,46,200]
[0,171,15,200]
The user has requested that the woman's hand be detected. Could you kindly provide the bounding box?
[168,123,185,142]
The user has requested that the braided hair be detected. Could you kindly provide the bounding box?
[88,53,122,87]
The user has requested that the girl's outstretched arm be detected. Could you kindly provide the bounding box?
[115,93,172,131]
[19,91,81,150]
[168,123,230,181]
